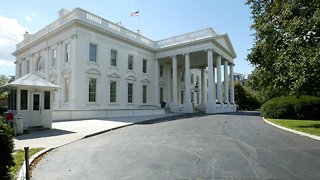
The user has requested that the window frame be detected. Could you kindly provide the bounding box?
[88,78,97,102]
[109,80,117,103]
[142,59,147,73]
[127,83,133,103]
[142,85,147,103]
[111,49,117,67]
[65,43,71,63]
[128,55,134,70]
[89,43,97,63]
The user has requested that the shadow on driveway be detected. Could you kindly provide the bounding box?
[15,129,75,140]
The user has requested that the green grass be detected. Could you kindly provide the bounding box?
[268,119,320,136]
[10,147,44,179]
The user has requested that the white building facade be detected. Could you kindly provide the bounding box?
[12,8,237,123]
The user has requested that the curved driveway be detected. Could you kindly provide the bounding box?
[32,112,320,179]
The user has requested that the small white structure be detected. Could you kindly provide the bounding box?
[9,8,237,127]
[1,74,59,129]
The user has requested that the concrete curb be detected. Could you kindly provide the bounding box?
[16,148,53,180]
[262,117,320,141]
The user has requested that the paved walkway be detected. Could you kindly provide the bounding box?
[14,113,177,149]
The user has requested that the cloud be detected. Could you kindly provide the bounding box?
[31,12,37,16]
[26,16,32,22]
[0,15,26,75]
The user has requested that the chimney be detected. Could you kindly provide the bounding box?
[23,31,31,40]
[58,8,70,18]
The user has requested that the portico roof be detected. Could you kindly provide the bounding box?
[0,73,60,90]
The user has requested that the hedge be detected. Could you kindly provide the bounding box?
[0,120,15,180]
[261,96,320,120]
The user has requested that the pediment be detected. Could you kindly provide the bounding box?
[126,75,137,81]
[214,34,237,59]
[141,78,150,83]
[107,72,121,79]
[86,68,101,75]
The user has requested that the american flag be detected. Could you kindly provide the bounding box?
[130,11,139,16]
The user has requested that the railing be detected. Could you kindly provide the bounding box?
[155,28,217,48]
[16,8,217,51]
[16,8,155,50]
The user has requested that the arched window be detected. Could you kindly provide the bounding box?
[36,57,44,71]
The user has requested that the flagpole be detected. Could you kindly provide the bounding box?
[138,10,140,33]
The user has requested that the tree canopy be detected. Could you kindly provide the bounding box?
[246,0,320,99]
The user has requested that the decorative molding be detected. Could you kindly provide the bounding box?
[125,75,137,81]
[62,68,72,74]
[141,78,150,83]
[86,68,101,75]
[107,72,121,79]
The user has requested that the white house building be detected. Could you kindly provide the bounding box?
[7,8,237,129]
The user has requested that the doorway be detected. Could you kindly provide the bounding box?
[30,92,43,126]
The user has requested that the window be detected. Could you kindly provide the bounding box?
[197,92,200,105]
[111,49,117,66]
[207,79,208,87]
[160,87,164,102]
[160,65,163,77]
[181,90,184,104]
[44,91,50,110]
[89,43,97,62]
[196,75,199,85]
[64,78,69,103]
[51,49,57,67]
[142,59,147,73]
[191,92,194,103]
[128,83,133,103]
[89,78,97,102]
[36,57,44,71]
[142,85,147,103]
[181,71,184,81]
[128,55,133,70]
[26,60,30,74]
[20,90,28,110]
[191,74,194,84]
[65,43,71,62]
[110,81,117,102]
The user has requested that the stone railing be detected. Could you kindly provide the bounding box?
[16,8,155,50]
[155,28,217,48]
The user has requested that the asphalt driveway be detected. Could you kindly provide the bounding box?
[32,112,320,179]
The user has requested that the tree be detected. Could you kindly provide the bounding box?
[0,75,9,99]
[234,82,263,110]
[246,0,320,99]
[0,121,15,179]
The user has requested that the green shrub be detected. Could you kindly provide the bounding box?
[234,82,262,110]
[0,120,15,180]
[261,96,320,120]
[295,96,320,120]
[261,96,297,119]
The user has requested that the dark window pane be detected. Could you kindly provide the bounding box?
[44,91,50,110]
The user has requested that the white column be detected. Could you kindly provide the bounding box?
[200,68,206,106]
[154,58,160,106]
[206,49,215,113]
[183,53,193,113]
[216,54,222,104]
[170,55,180,112]
[230,64,235,104]
[213,65,216,103]
[224,60,229,104]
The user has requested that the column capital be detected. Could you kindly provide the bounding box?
[183,52,190,56]
[170,55,177,59]
[205,48,214,53]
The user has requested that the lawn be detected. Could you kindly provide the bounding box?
[268,119,320,136]
[10,147,44,179]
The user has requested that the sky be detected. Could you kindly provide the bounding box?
[0,0,255,77]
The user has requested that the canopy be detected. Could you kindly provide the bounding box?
[0,73,60,90]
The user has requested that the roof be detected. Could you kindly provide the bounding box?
[0,73,60,90]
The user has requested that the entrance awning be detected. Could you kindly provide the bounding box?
[0,73,60,91]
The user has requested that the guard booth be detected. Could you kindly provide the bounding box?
[1,73,59,130]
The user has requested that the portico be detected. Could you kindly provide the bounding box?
[155,28,237,114]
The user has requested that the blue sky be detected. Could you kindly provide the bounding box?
[0,0,255,76]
